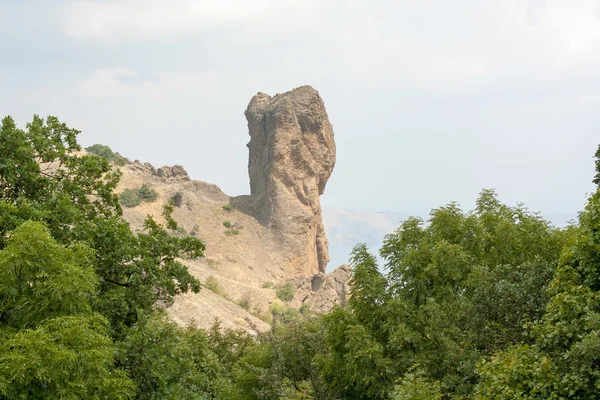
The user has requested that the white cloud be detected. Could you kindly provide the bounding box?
[63,0,323,39]
[78,67,158,97]
[417,56,489,85]
[501,0,600,67]
[539,0,600,57]
[78,67,222,97]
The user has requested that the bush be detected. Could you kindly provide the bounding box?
[276,283,295,302]
[119,185,158,208]
[261,281,275,289]
[137,184,158,202]
[85,144,128,166]
[223,221,232,228]
[204,276,228,298]
[119,189,141,208]
[270,303,300,323]
[251,306,272,323]
[222,203,233,212]
[299,302,311,315]
[204,276,220,292]
[224,229,240,236]
[237,292,252,310]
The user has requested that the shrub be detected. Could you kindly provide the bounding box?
[85,144,128,166]
[261,281,275,289]
[224,228,240,236]
[119,189,141,208]
[237,292,252,310]
[204,276,219,292]
[222,203,233,212]
[204,276,228,298]
[276,283,295,302]
[270,302,300,323]
[299,302,311,315]
[251,306,272,323]
[223,221,232,228]
[119,185,158,207]
[137,184,158,202]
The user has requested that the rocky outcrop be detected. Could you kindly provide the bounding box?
[293,265,351,312]
[232,86,336,276]
[154,165,190,182]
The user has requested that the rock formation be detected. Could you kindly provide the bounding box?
[293,265,351,312]
[232,86,336,276]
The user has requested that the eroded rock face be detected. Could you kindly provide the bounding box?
[154,165,190,182]
[233,86,336,276]
[293,265,351,312]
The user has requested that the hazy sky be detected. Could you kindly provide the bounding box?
[2,0,600,216]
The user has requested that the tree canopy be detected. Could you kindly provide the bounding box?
[2,114,600,399]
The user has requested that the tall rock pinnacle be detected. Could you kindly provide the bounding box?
[233,86,336,276]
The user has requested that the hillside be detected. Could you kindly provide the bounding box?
[112,86,350,333]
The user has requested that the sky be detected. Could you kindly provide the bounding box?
[2,0,600,217]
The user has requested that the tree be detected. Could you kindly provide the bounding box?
[476,147,600,399]
[117,313,234,400]
[0,115,204,334]
[324,190,567,398]
[86,143,129,166]
[0,221,135,399]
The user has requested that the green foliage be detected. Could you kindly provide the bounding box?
[6,113,600,400]
[0,221,135,399]
[321,307,393,400]
[223,203,233,212]
[320,190,567,399]
[118,312,234,399]
[0,115,122,248]
[475,153,600,397]
[119,188,142,207]
[137,183,158,202]
[119,184,158,208]
[223,221,232,228]
[0,315,135,399]
[270,303,301,325]
[224,228,240,236]
[391,367,443,400]
[261,281,275,289]
[86,143,129,166]
[276,283,295,302]
[0,115,204,330]
[0,222,97,328]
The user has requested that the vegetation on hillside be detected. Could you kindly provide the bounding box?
[86,143,129,166]
[119,184,159,208]
[1,114,600,399]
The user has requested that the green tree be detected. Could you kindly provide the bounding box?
[117,313,234,400]
[137,184,158,202]
[86,143,129,166]
[120,188,142,207]
[391,367,442,400]
[0,221,135,399]
[0,115,204,334]
[476,147,600,399]
[323,190,566,398]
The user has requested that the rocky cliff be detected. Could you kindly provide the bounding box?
[113,86,348,334]
[233,86,336,276]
